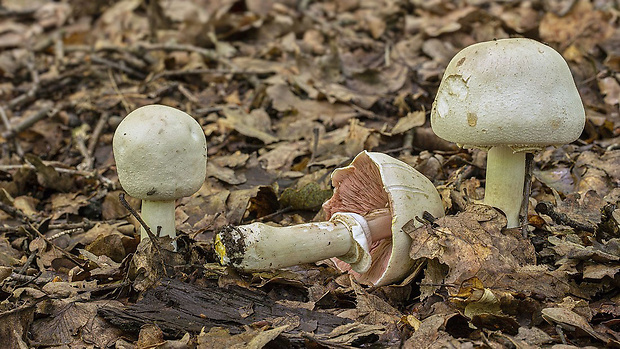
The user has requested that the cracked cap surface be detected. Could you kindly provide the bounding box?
[431,38,585,150]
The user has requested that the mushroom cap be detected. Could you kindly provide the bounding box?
[113,105,207,201]
[431,38,585,150]
[323,151,445,286]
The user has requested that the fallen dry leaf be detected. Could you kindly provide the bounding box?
[406,204,535,298]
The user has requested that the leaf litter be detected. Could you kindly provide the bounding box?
[0,0,618,347]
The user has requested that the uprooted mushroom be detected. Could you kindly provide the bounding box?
[215,151,445,286]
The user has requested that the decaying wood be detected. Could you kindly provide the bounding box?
[98,278,351,338]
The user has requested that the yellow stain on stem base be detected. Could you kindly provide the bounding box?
[214,234,227,264]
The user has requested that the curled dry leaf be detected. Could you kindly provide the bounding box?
[405,204,535,298]
[542,307,610,343]
[197,325,289,349]
[219,107,278,145]
[402,314,458,349]
[539,0,615,51]
[0,303,34,349]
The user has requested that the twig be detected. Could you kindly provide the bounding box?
[119,193,169,277]
[91,54,146,79]
[0,163,96,177]
[0,105,12,130]
[9,272,53,286]
[87,112,109,159]
[0,7,37,18]
[16,252,37,275]
[0,219,111,234]
[535,202,597,233]
[249,206,293,223]
[308,126,321,166]
[401,129,414,156]
[137,42,223,63]
[189,212,222,239]
[1,103,54,140]
[520,153,534,237]
[0,105,24,156]
[86,280,131,294]
[149,68,249,82]
[65,42,225,66]
[48,228,84,240]
[53,31,64,67]
[107,69,132,113]
[74,125,92,170]
[193,106,225,116]
[29,222,88,269]
[119,193,163,251]
[0,200,32,223]
[8,51,40,109]
[178,84,200,104]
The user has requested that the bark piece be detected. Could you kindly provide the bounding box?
[98,278,351,338]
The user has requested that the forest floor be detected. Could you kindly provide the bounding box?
[0,0,619,348]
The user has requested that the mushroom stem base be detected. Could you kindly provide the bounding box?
[484,146,526,228]
[215,213,373,273]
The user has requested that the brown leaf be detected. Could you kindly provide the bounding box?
[0,304,34,349]
[266,84,357,126]
[389,111,426,135]
[0,236,23,266]
[25,154,74,192]
[257,141,308,171]
[493,1,540,34]
[403,314,458,348]
[347,281,401,326]
[219,107,278,144]
[197,325,288,349]
[405,7,476,37]
[539,0,614,51]
[50,192,90,220]
[542,307,609,343]
[406,204,535,297]
[207,162,247,185]
[31,301,95,346]
[85,232,127,263]
[311,323,386,347]
[211,151,251,168]
[598,76,620,106]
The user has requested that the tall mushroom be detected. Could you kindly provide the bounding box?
[431,38,585,228]
[215,151,445,286]
[113,104,207,246]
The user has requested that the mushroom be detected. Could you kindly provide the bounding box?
[113,104,207,246]
[215,151,445,286]
[430,38,585,228]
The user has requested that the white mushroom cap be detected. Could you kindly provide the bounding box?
[113,104,207,201]
[323,151,445,286]
[431,38,585,150]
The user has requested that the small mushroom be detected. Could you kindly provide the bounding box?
[431,38,585,228]
[215,151,445,286]
[113,105,207,246]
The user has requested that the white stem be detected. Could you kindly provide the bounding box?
[215,212,374,272]
[140,200,176,240]
[216,221,353,271]
[484,146,526,228]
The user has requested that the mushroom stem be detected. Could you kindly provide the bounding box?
[484,145,526,228]
[140,200,176,240]
[365,208,392,241]
[215,212,392,273]
[215,220,353,270]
